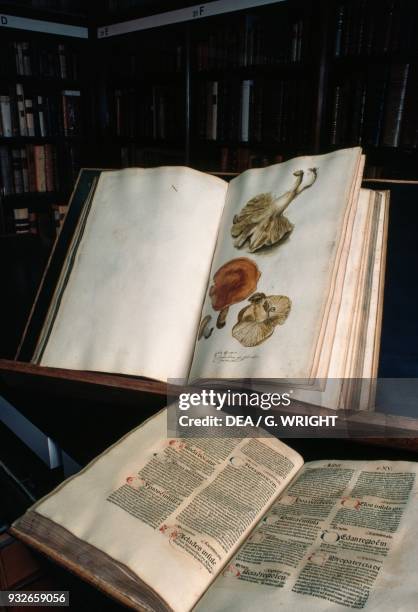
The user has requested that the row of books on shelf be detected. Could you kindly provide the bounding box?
[195,13,307,71]
[0,144,58,195]
[0,84,81,138]
[107,41,183,78]
[9,203,68,236]
[329,62,418,148]
[196,78,311,147]
[119,145,184,168]
[111,86,183,140]
[120,144,377,178]
[0,40,80,80]
[334,0,418,57]
[217,147,284,173]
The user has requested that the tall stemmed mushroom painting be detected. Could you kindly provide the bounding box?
[231,167,318,253]
[198,167,319,347]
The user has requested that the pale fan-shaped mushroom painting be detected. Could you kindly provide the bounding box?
[232,293,291,347]
[231,167,318,253]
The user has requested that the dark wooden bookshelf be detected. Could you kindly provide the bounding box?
[0,1,96,358]
[58,0,418,178]
[1,2,417,191]
[320,0,418,177]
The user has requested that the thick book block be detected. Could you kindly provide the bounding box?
[11,411,418,612]
[17,152,381,395]
[4,155,418,449]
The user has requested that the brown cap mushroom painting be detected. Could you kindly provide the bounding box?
[232,293,291,347]
[231,167,318,253]
[209,257,261,329]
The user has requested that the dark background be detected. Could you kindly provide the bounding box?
[1,2,418,607]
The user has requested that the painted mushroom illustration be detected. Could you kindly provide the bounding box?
[209,258,261,329]
[232,292,291,347]
[231,167,318,253]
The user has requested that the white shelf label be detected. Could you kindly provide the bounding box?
[0,13,88,38]
[97,0,285,38]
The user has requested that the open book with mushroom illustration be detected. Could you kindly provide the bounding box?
[24,147,388,410]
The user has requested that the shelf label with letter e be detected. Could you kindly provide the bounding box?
[97,0,286,38]
[0,13,88,38]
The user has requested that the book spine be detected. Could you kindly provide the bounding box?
[11,148,24,194]
[22,42,32,76]
[58,44,67,79]
[211,81,218,141]
[0,146,13,195]
[253,80,263,143]
[240,80,253,142]
[348,74,366,144]
[62,95,68,136]
[26,145,36,193]
[44,144,55,192]
[16,84,28,137]
[205,82,213,140]
[382,63,410,147]
[16,42,24,76]
[363,66,388,146]
[34,145,46,192]
[220,146,229,172]
[25,97,35,137]
[0,96,13,137]
[13,207,30,234]
[217,79,226,142]
[21,147,29,192]
[13,42,20,75]
[297,19,304,62]
[197,82,207,140]
[400,62,418,148]
[36,95,46,137]
[48,95,62,136]
[392,63,409,147]
[51,145,59,192]
[291,20,299,62]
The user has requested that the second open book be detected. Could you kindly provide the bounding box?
[29,147,388,410]
[12,407,418,612]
